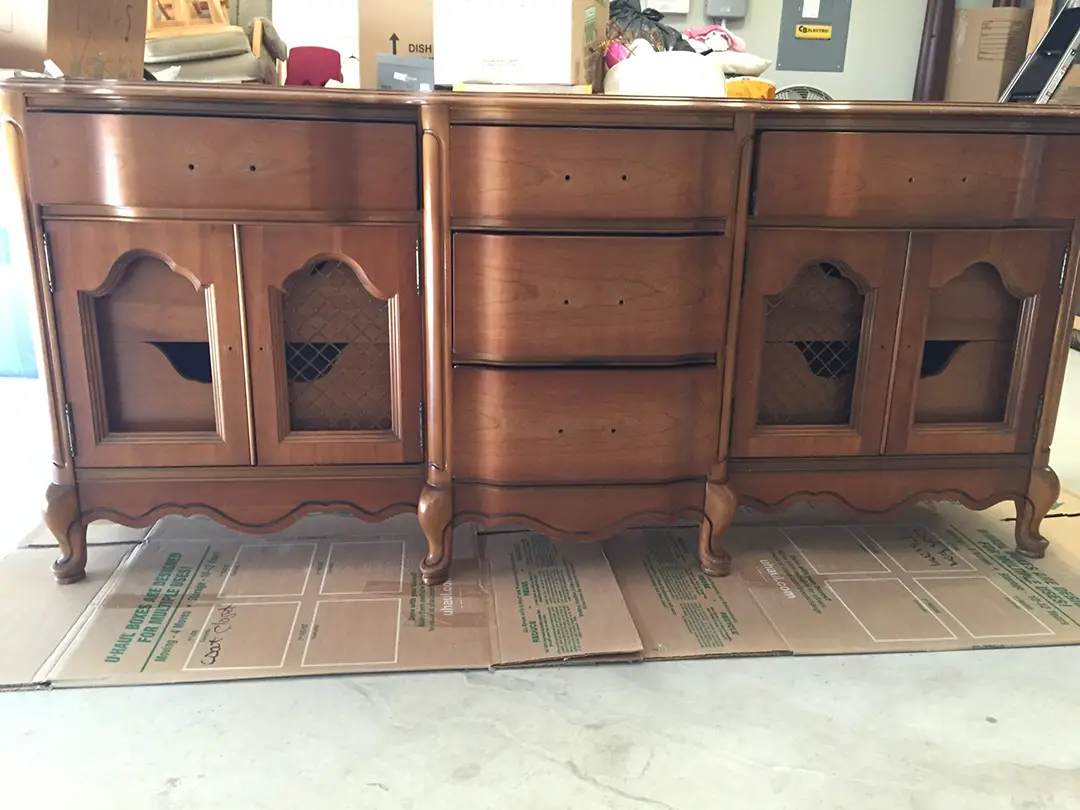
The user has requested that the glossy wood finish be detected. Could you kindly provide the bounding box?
[452,367,719,483]
[47,219,251,468]
[452,234,728,363]
[24,113,418,213]
[7,81,1077,586]
[754,132,1037,220]
[451,125,735,224]
[240,223,423,465]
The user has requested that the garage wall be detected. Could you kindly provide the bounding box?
[659,0,930,100]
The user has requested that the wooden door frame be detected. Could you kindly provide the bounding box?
[731,228,908,459]
[885,228,1069,456]
[47,219,251,468]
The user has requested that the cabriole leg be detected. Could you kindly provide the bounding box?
[418,484,453,586]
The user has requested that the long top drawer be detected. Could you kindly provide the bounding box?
[25,112,418,212]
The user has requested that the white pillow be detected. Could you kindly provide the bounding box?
[707,50,772,77]
[604,51,728,98]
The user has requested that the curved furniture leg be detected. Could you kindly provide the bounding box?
[1015,466,1060,559]
[45,483,87,585]
[699,480,736,577]
[418,484,453,586]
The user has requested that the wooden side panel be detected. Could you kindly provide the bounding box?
[451,126,735,222]
[452,234,728,362]
[754,132,1031,219]
[453,367,719,483]
[25,113,418,212]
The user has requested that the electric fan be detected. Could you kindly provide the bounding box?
[775,85,833,101]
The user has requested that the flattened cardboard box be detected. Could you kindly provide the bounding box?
[6,499,1080,689]
[42,514,642,687]
[609,506,1080,659]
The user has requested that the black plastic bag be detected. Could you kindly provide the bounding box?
[608,0,694,53]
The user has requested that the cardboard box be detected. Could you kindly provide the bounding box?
[0,0,147,78]
[1051,64,1080,106]
[3,513,642,688]
[359,0,433,90]
[945,7,1032,103]
[433,0,608,86]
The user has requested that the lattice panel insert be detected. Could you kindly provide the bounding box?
[281,259,392,432]
[758,262,864,426]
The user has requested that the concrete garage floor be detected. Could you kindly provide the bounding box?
[1,356,1080,808]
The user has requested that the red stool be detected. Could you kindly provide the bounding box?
[285,47,344,87]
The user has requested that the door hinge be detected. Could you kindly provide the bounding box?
[1033,393,1045,446]
[63,402,77,459]
[415,239,422,296]
[419,401,426,456]
[42,232,55,294]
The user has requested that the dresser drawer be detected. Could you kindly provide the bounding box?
[754,132,1030,219]
[25,113,418,212]
[453,367,719,483]
[453,234,728,362]
[451,126,735,223]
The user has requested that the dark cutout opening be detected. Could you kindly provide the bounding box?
[920,340,965,378]
[150,342,213,383]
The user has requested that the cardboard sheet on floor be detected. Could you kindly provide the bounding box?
[0,544,132,688]
[4,497,1080,689]
[39,514,642,687]
[611,506,1080,658]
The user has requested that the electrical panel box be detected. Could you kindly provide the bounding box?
[706,0,748,20]
[776,0,852,73]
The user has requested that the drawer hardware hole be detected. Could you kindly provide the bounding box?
[618,299,624,305]
[621,175,628,181]
[961,177,967,183]
[558,429,564,434]
[610,428,616,434]
[249,165,257,172]
[187,163,196,171]
[564,174,571,181]
[563,299,569,305]
[907,176,914,183]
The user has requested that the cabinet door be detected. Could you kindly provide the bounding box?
[241,224,422,465]
[885,229,1067,455]
[732,229,907,458]
[47,220,251,467]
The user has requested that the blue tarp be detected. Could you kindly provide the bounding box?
[0,227,39,379]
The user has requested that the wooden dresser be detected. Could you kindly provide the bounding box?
[3,82,1079,587]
